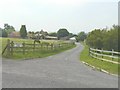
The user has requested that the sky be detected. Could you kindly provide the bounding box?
[0,0,119,34]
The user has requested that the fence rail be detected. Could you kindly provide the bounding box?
[89,48,120,64]
[2,39,75,56]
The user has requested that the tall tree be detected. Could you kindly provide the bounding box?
[76,31,87,42]
[20,25,27,38]
[1,29,8,37]
[0,28,2,37]
[57,28,69,39]
[4,23,15,34]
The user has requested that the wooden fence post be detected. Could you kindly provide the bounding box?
[11,41,14,56]
[51,43,53,50]
[22,42,25,54]
[41,43,43,50]
[34,42,35,50]
[89,48,90,55]
[96,48,97,57]
[53,44,55,50]
[7,39,10,56]
[59,44,60,48]
[112,49,114,60]
[47,44,49,50]
[101,48,103,58]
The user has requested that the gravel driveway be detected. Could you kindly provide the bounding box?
[2,43,118,88]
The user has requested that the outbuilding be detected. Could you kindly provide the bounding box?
[69,37,76,42]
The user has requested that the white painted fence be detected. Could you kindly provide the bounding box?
[89,48,120,64]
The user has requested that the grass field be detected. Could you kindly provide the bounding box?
[80,42,118,75]
[1,37,76,60]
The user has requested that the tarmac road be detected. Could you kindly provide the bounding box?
[2,43,118,88]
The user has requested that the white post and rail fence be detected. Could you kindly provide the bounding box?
[89,48,120,64]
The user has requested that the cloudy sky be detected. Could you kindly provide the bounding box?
[0,0,118,34]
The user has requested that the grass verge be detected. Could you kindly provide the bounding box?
[80,42,118,75]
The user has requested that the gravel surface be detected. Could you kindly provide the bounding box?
[2,43,118,88]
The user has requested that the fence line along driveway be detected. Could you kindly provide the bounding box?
[89,48,120,64]
[2,43,118,88]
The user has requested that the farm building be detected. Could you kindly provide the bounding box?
[69,37,76,42]
[59,36,69,40]
[45,36,58,40]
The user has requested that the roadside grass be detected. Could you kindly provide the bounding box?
[80,42,118,75]
[2,37,76,60]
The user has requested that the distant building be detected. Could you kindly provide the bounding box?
[60,36,69,40]
[8,31,20,38]
[45,36,58,40]
[69,37,76,42]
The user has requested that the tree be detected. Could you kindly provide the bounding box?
[48,32,57,37]
[76,31,87,42]
[20,25,27,38]
[102,25,118,51]
[35,31,40,34]
[68,33,74,38]
[86,25,119,51]
[31,31,35,34]
[0,28,2,37]
[4,23,15,34]
[28,31,32,34]
[0,27,8,37]
[57,28,69,39]
[86,29,104,49]
[1,29,8,37]
[44,31,48,36]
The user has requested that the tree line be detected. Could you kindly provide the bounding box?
[86,25,119,51]
[0,24,76,39]
[0,24,27,38]
[72,25,119,51]
[0,24,119,51]
[0,24,15,37]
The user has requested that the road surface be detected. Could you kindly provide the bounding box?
[2,43,118,88]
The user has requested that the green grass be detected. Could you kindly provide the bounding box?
[80,42,118,75]
[93,54,119,62]
[1,37,76,60]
